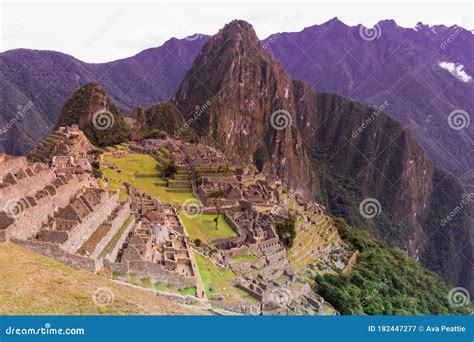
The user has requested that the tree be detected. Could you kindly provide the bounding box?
[161,162,177,179]
[206,190,228,230]
[274,214,296,248]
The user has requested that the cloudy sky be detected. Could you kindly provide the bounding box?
[1,0,472,62]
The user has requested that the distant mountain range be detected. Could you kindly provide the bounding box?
[0,18,472,186]
[49,20,472,293]
[169,19,473,294]
[0,37,206,155]
[264,18,474,185]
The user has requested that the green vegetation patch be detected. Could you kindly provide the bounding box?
[194,253,257,303]
[78,224,111,256]
[315,218,471,315]
[179,213,237,243]
[179,287,197,296]
[275,214,297,248]
[102,153,194,204]
[231,255,259,264]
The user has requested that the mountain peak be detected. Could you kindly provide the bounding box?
[222,19,255,34]
[56,82,131,147]
[213,19,260,45]
[376,19,398,29]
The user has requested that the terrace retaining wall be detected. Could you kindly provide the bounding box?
[90,203,131,259]
[12,238,101,272]
[104,259,195,289]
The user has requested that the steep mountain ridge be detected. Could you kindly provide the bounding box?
[0,37,207,155]
[172,20,472,292]
[173,20,314,194]
[56,82,131,146]
[265,18,474,182]
[1,18,472,185]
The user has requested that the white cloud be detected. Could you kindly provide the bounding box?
[438,61,472,83]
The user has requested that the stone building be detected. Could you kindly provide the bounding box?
[0,161,89,241]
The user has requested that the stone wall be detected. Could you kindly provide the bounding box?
[3,176,88,241]
[0,166,54,210]
[0,155,27,178]
[167,181,191,189]
[209,212,246,248]
[104,259,195,289]
[12,238,101,273]
[166,189,192,193]
[62,191,119,253]
[211,300,261,315]
[90,203,131,259]
[104,217,136,262]
[37,230,69,244]
[221,245,260,258]
[266,249,286,264]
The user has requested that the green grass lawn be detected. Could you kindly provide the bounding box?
[179,213,237,243]
[105,153,158,175]
[231,254,259,264]
[179,286,197,296]
[154,282,170,292]
[194,253,258,303]
[102,153,194,205]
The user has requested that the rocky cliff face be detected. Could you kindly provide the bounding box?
[56,82,131,147]
[173,20,314,194]
[265,18,474,184]
[173,20,472,292]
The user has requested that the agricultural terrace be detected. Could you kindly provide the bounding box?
[194,252,258,303]
[179,213,238,244]
[101,151,194,205]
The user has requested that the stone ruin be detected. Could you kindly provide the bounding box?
[0,153,133,273]
[28,125,94,165]
[104,188,198,290]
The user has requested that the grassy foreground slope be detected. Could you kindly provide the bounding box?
[0,243,207,315]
